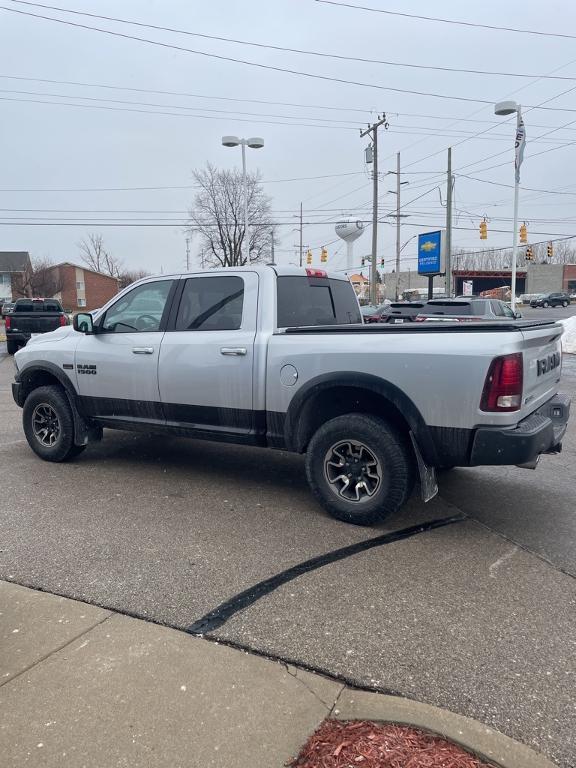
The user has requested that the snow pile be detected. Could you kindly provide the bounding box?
[560,315,576,354]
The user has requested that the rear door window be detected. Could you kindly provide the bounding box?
[175,276,244,331]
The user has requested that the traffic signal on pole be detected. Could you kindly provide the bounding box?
[547,242,553,260]
[519,223,527,244]
[526,246,533,261]
[380,258,384,268]
[306,249,312,265]
[479,219,488,239]
[361,257,365,266]
[321,246,328,263]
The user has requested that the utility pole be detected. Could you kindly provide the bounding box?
[445,147,453,296]
[360,114,388,305]
[395,152,401,299]
[270,230,275,265]
[299,202,303,267]
[185,236,190,271]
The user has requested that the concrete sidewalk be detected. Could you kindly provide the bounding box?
[0,581,557,768]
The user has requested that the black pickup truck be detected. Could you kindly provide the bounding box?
[5,298,69,354]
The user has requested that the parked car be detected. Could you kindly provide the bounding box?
[529,292,571,308]
[364,302,427,324]
[415,298,520,322]
[1,301,15,318]
[5,298,69,354]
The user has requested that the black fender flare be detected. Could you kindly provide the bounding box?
[284,371,438,465]
[17,362,101,446]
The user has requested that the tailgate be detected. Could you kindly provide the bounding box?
[9,315,61,334]
[521,323,563,414]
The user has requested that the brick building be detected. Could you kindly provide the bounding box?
[47,262,120,311]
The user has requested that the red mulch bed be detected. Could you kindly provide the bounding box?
[290,720,496,768]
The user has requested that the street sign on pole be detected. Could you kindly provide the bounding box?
[417,230,445,275]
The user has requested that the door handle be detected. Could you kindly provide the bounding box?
[132,347,154,355]
[220,347,247,356]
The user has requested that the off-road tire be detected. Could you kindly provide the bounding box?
[23,385,86,462]
[305,413,415,526]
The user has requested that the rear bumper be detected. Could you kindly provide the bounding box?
[6,331,30,344]
[470,394,570,466]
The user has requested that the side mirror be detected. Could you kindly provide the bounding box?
[73,312,95,334]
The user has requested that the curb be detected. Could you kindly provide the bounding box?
[333,689,558,768]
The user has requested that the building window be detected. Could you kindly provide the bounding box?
[76,281,85,290]
[567,280,576,292]
[78,298,87,307]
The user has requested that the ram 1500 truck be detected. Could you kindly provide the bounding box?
[6,298,69,355]
[12,266,570,526]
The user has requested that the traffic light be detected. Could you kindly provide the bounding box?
[547,242,553,260]
[479,219,488,239]
[526,246,533,261]
[361,257,365,267]
[380,258,385,268]
[519,223,527,244]
[306,249,312,265]
[320,246,328,263]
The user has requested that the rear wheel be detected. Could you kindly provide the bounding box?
[543,301,550,308]
[23,385,85,462]
[6,339,18,355]
[305,414,415,526]
[562,301,568,308]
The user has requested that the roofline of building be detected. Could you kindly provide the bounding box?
[49,262,120,282]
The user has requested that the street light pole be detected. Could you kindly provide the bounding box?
[241,141,249,262]
[222,135,265,265]
[395,152,401,299]
[510,107,522,312]
[494,101,525,313]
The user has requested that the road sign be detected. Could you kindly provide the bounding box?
[417,230,445,275]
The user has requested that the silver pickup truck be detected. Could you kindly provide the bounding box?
[12,266,570,525]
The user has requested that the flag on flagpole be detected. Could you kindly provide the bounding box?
[515,117,526,183]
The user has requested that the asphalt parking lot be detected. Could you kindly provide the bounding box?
[1,309,575,767]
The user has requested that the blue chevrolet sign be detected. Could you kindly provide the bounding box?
[417,230,443,275]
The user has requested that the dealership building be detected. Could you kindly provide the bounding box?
[384,262,576,299]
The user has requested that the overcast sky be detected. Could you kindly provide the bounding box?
[1,0,576,275]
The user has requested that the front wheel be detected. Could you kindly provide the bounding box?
[305,414,415,526]
[562,301,568,308]
[543,301,550,308]
[23,385,86,462]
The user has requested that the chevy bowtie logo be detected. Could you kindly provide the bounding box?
[420,241,437,252]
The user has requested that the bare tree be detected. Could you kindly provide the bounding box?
[78,233,123,277]
[187,163,275,267]
[118,269,150,290]
[13,257,65,298]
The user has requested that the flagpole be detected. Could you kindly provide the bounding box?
[510,105,522,313]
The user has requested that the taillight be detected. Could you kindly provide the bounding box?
[5,315,11,329]
[480,353,523,412]
[305,268,327,278]
[59,315,67,326]
[414,316,425,322]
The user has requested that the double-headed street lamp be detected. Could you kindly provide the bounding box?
[494,101,525,312]
[222,136,264,263]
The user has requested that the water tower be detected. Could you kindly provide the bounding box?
[335,221,365,270]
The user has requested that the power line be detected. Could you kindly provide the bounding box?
[7,75,576,131]
[315,0,576,40]
[5,4,576,110]
[7,1,576,81]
